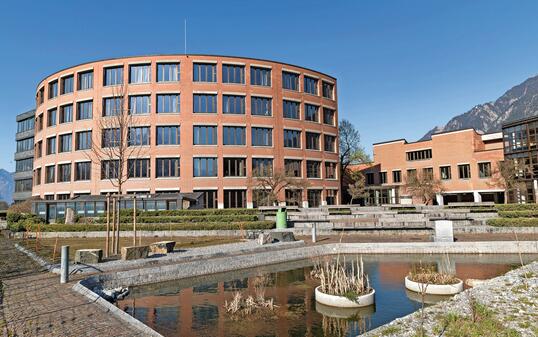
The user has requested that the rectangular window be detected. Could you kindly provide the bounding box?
[458,164,471,179]
[306,160,321,178]
[47,108,57,127]
[366,172,375,185]
[223,95,245,114]
[224,158,246,177]
[307,190,321,207]
[129,95,151,114]
[423,167,434,179]
[102,128,120,148]
[306,132,320,150]
[322,81,334,99]
[129,64,151,84]
[251,127,272,146]
[101,160,119,179]
[325,162,337,179]
[282,71,299,91]
[222,64,245,84]
[17,117,34,133]
[17,137,34,152]
[59,134,72,152]
[199,190,217,208]
[251,96,272,116]
[34,140,42,158]
[224,190,246,208]
[156,126,180,145]
[285,159,302,177]
[193,126,217,145]
[193,157,218,177]
[379,172,387,184]
[157,63,180,82]
[326,189,337,205]
[223,126,246,145]
[48,80,58,99]
[75,161,91,181]
[75,131,92,150]
[104,66,124,86]
[15,158,33,172]
[46,136,56,155]
[284,129,301,148]
[34,168,41,185]
[78,70,93,90]
[440,166,451,180]
[193,94,217,113]
[77,100,93,120]
[61,75,74,94]
[15,179,32,192]
[406,149,432,161]
[60,104,73,123]
[392,170,402,183]
[156,158,180,177]
[250,66,271,86]
[304,76,318,95]
[478,162,491,178]
[128,158,150,178]
[305,104,319,122]
[103,97,122,116]
[128,127,150,146]
[36,114,43,132]
[45,166,55,184]
[57,163,71,182]
[323,108,335,125]
[252,158,273,176]
[286,189,302,207]
[407,169,417,181]
[157,94,180,113]
[193,63,216,82]
[283,100,300,119]
[324,135,336,152]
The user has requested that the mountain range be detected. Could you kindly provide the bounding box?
[0,169,14,204]
[422,74,538,140]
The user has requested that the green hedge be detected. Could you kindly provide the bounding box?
[495,204,538,212]
[487,218,538,227]
[111,208,258,217]
[26,220,275,232]
[497,210,538,218]
[6,212,45,232]
[94,214,259,224]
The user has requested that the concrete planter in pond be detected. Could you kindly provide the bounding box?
[314,286,375,308]
[404,276,463,295]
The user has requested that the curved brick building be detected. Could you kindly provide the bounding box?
[31,55,340,209]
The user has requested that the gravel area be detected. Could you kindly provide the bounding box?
[363,261,538,337]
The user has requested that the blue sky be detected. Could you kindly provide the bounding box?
[2,0,538,170]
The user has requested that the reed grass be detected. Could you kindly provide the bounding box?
[311,256,372,299]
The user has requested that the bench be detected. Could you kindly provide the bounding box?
[149,241,176,254]
[331,217,378,229]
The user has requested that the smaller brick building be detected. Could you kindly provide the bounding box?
[361,128,505,205]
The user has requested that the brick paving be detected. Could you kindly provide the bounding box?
[0,236,140,337]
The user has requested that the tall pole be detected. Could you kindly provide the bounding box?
[105,194,110,258]
[111,195,116,255]
[133,195,137,246]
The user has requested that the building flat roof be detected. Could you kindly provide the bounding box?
[373,128,500,147]
[502,115,538,129]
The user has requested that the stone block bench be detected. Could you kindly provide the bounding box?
[121,245,149,260]
[331,217,378,229]
[75,249,103,264]
[149,241,176,254]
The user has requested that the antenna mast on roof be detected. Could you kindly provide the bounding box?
[184,19,187,55]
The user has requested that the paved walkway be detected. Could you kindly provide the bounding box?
[0,236,139,337]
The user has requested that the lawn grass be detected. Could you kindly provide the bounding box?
[15,236,242,263]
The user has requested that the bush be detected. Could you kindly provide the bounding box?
[112,208,258,217]
[7,213,45,232]
[25,220,275,232]
[487,218,538,227]
[495,203,538,212]
[497,210,538,218]
[94,214,258,224]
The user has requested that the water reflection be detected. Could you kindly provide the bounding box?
[118,254,537,337]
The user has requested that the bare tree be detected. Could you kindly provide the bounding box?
[404,171,443,205]
[85,85,147,254]
[489,159,532,203]
[347,170,368,204]
[339,119,370,204]
[248,167,309,207]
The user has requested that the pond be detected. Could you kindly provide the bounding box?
[117,254,537,337]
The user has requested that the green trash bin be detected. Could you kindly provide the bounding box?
[276,207,288,229]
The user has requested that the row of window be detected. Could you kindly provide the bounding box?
[35,95,336,130]
[17,117,35,133]
[367,162,493,185]
[34,126,337,157]
[406,149,432,161]
[33,158,338,184]
[38,62,335,105]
